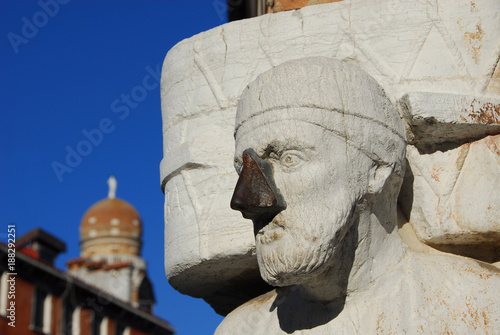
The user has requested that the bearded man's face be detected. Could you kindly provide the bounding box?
[233,118,372,286]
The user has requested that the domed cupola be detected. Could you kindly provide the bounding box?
[80,176,142,258]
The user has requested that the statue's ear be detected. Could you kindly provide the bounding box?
[368,164,393,194]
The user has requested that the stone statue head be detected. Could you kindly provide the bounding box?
[230,57,406,287]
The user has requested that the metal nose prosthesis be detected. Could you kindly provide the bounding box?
[230,149,286,233]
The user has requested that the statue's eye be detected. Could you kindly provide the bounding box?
[279,151,306,170]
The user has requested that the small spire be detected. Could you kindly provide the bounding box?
[108,175,117,199]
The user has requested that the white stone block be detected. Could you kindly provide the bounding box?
[400,135,500,254]
[160,0,500,314]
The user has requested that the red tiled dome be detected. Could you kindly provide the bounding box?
[80,198,142,246]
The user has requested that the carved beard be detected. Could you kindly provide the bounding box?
[255,199,355,287]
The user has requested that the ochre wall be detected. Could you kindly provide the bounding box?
[270,0,343,12]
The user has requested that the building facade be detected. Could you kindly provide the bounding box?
[0,177,174,335]
[67,177,155,312]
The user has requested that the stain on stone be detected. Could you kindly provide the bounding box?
[431,166,443,182]
[463,23,484,64]
[465,99,500,124]
[470,0,478,13]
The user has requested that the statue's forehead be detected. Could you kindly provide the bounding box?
[236,109,334,140]
[234,119,343,157]
[237,117,317,139]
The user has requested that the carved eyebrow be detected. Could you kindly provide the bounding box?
[261,142,281,158]
[261,140,315,158]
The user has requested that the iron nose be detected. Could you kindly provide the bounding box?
[230,148,286,223]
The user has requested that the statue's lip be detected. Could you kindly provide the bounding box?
[253,218,270,235]
[257,222,286,244]
[255,220,285,235]
[271,221,285,229]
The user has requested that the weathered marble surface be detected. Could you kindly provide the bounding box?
[160,0,500,316]
[398,92,500,262]
[216,253,499,334]
[215,56,500,334]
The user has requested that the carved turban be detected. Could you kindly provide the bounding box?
[235,57,406,175]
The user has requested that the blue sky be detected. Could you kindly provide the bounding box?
[0,1,230,333]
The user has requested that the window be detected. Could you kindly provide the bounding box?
[30,287,52,333]
[31,287,47,331]
[100,317,109,335]
[91,312,103,335]
[43,293,52,334]
[72,307,81,335]
[114,324,130,335]
[138,276,155,313]
[61,300,74,335]
[115,323,127,335]
[0,272,8,316]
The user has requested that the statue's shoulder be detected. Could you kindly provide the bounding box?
[214,290,278,335]
[408,251,500,286]
[404,252,500,331]
[360,252,500,333]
